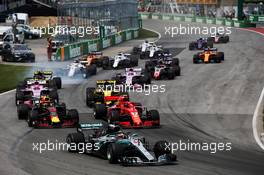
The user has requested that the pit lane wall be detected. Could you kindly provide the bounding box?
[140,12,256,28]
[55,28,139,61]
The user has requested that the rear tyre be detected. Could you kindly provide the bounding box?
[53,77,62,89]
[189,42,196,50]
[175,66,181,76]
[27,109,38,127]
[86,88,95,107]
[193,54,200,64]
[49,90,59,103]
[148,110,160,126]
[17,104,29,120]
[153,141,171,159]
[108,110,120,124]
[66,133,85,152]
[68,109,79,125]
[85,64,97,78]
[107,143,121,164]
[167,68,175,80]
[94,104,107,119]
[102,57,110,70]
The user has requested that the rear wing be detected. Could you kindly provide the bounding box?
[204,48,217,52]
[77,123,104,132]
[34,71,53,75]
[26,79,47,85]
[96,80,116,86]
[104,95,129,102]
[125,68,142,72]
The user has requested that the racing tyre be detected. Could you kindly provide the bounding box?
[49,90,59,103]
[224,36,229,43]
[107,143,122,164]
[217,52,224,61]
[66,133,85,153]
[153,141,171,159]
[175,66,181,76]
[102,57,110,70]
[167,68,176,80]
[130,56,138,67]
[148,110,160,126]
[68,109,79,125]
[193,54,200,64]
[145,61,155,72]
[85,64,97,78]
[86,88,95,107]
[108,110,120,124]
[94,104,107,119]
[17,104,29,120]
[53,77,62,89]
[172,58,179,66]
[27,109,38,127]
[139,73,151,85]
[15,91,24,105]
[48,80,58,90]
[189,42,196,50]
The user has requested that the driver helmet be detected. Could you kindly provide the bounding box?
[107,124,121,133]
[40,95,51,108]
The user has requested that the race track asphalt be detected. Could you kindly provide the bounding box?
[0,19,264,175]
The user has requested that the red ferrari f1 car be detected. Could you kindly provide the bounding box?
[93,95,160,128]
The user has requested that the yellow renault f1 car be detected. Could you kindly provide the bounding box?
[86,80,129,107]
[193,48,224,64]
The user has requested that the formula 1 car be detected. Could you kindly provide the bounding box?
[139,43,167,60]
[102,52,138,69]
[86,80,129,107]
[207,33,229,43]
[85,52,108,67]
[15,81,59,106]
[67,60,97,78]
[25,95,79,128]
[189,38,213,50]
[66,123,177,165]
[19,71,62,90]
[16,89,58,119]
[94,95,160,128]
[112,68,151,87]
[145,57,181,80]
[133,40,152,54]
[1,44,35,62]
[193,48,224,64]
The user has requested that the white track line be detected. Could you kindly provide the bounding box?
[0,89,15,96]
[143,27,162,42]
[253,87,264,150]
[237,27,264,150]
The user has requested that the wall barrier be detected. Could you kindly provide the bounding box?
[139,12,256,29]
[55,28,139,61]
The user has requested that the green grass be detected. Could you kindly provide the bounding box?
[0,64,30,93]
[137,28,159,39]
